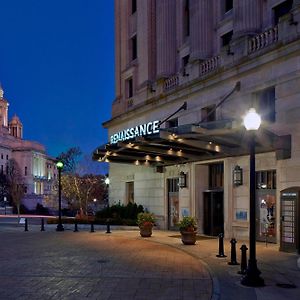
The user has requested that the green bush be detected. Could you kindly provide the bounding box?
[178,216,197,232]
[95,202,144,221]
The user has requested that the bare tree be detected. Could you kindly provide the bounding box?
[61,174,106,215]
[6,159,25,217]
[56,147,82,174]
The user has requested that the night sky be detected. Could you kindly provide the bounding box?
[0,1,114,164]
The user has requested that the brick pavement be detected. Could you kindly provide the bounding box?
[0,229,212,300]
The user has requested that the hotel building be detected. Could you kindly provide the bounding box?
[94,0,300,253]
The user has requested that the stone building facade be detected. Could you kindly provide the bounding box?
[0,86,57,211]
[94,0,300,252]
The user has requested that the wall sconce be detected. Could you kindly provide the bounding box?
[233,165,243,186]
[178,171,187,188]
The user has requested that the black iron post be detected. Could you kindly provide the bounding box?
[74,221,79,232]
[216,233,227,257]
[241,132,264,286]
[56,162,64,232]
[238,244,248,275]
[41,218,45,231]
[106,218,111,234]
[24,218,28,231]
[90,222,95,233]
[228,238,239,265]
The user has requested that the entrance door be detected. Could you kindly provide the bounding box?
[280,188,300,253]
[167,178,179,230]
[203,190,224,236]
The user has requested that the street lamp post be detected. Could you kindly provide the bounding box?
[56,161,64,232]
[4,196,7,215]
[241,108,264,287]
[105,176,110,208]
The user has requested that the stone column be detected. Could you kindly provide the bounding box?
[234,0,262,38]
[156,0,177,78]
[190,0,213,60]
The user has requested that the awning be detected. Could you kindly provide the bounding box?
[93,119,291,166]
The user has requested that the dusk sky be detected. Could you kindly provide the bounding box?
[0,0,114,162]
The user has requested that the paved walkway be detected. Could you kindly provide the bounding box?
[0,223,299,300]
[0,227,211,300]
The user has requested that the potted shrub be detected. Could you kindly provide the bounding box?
[178,216,197,245]
[137,212,155,237]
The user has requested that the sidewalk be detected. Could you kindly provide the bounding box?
[0,224,299,299]
[132,229,300,300]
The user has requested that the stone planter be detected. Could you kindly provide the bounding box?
[180,230,197,245]
[139,226,153,237]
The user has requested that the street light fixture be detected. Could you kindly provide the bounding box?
[105,177,110,185]
[56,161,64,232]
[241,108,264,287]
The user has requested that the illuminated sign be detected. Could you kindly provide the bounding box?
[110,120,160,144]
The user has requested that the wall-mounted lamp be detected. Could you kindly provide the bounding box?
[233,165,243,186]
[178,171,187,188]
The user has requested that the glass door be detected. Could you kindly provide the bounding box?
[167,178,179,230]
[256,170,276,243]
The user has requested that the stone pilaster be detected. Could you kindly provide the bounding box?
[156,0,177,78]
[293,0,300,8]
[233,0,262,38]
[190,0,213,60]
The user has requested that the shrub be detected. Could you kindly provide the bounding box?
[137,212,155,228]
[178,216,197,232]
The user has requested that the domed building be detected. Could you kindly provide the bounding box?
[0,85,57,213]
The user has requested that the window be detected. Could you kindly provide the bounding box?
[182,55,190,76]
[221,30,233,47]
[256,170,276,189]
[126,78,133,98]
[273,0,293,25]
[183,0,190,37]
[182,55,189,68]
[168,178,179,193]
[1,165,3,174]
[24,186,28,194]
[1,154,3,159]
[126,181,134,204]
[131,35,137,60]
[6,155,8,160]
[209,163,224,189]
[166,118,178,128]
[131,0,137,14]
[254,87,276,123]
[201,104,216,122]
[25,166,27,176]
[225,0,233,13]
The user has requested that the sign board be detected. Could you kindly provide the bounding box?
[110,120,160,144]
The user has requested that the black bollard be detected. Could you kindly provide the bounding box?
[228,238,239,265]
[106,219,111,234]
[90,222,95,233]
[24,218,28,232]
[238,244,248,274]
[74,221,79,232]
[41,218,45,231]
[216,233,227,257]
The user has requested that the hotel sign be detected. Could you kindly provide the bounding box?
[110,120,160,144]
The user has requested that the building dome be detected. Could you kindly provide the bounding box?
[9,114,22,126]
[9,114,23,139]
